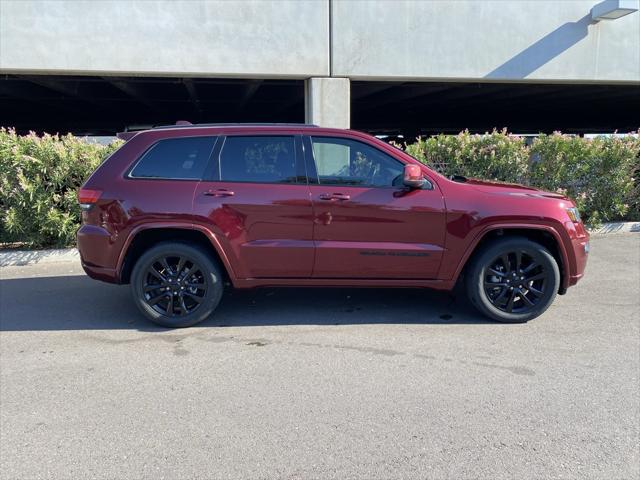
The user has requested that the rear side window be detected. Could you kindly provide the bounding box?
[130,136,216,180]
[219,136,297,183]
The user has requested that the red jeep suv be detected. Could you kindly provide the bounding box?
[77,124,589,327]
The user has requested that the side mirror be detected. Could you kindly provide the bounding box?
[403,164,426,189]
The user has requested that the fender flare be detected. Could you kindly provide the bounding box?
[116,222,238,284]
[451,223,572,290]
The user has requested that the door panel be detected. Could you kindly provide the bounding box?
[193,182,314,278]
[305,135,446,279]
[310,186,445,278]
[192,135,314,279]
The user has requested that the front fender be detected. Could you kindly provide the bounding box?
[446,222,572,291]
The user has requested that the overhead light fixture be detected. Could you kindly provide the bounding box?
[591,0,639,21]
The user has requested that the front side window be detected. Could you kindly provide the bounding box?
[310,137,404,187]
[130,136,216,180]
[219,136,297,183]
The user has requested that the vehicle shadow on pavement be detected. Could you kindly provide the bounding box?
[0,275,491,331]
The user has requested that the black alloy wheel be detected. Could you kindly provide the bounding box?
[143,255,207,317]
[483,250,548,314]
[466,237,560,323]
[131,242,224,328]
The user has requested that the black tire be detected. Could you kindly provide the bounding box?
[130,242,224,328]
[465,237,560,323]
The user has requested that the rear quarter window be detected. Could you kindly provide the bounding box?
[129,136,217,180]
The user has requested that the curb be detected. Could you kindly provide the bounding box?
[588,221,640,235]
[1,222,638,267]
[0,248,79,267]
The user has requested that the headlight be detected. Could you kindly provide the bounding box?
[566,207,581,223]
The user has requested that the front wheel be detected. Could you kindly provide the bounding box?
[465,237,560,323]
[130,242,224,328]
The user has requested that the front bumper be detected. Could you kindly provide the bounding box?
[565,221,589,287]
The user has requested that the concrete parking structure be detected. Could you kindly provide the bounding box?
[1,0,639,134]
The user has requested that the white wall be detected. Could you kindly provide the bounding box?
[331,0,640,83]
[1,0,638,83]
[0,0,330,77]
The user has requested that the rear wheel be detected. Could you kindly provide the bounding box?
[465,237,560,323]
[131,242,223,328]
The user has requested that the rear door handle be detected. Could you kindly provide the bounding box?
[203,189,235,197]
[319,193,351,201]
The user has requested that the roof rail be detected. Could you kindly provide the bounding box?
[150,122,319,130]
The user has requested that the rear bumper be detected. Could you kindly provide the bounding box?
[81,262,119,283]
[77,224,120,283]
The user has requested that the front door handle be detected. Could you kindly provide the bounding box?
[319,193,351,201]
[203,189,235,197]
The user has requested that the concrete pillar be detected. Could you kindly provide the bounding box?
[304,77,350,128]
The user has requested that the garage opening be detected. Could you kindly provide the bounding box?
[351,81,640,138]
[0,75,305,135]
[1,75,638,137]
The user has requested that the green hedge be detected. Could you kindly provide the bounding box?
[0,128,638,248]
[405,130,640,226]
[0,128,122,248]
[404,129,531,184]
[529,134,639,225]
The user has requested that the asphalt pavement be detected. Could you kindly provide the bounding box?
[1,234,638,479]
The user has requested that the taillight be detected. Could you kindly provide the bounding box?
[78,188,102,210]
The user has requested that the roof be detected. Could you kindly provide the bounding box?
[117,122,342,140]
[151,122,319,130]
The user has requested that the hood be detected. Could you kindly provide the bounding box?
[463,178,568,200]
